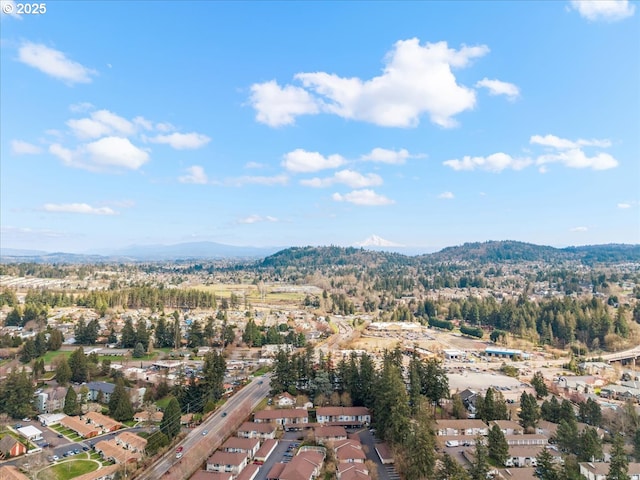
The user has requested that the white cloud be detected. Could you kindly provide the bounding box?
[67,109,136,139]
[17,42,97,84]
[475,78,520,101]
[227,175,289,187]
[85,137,149,170]
[570,0,635,21]
[536,149,618,170]
[149,132,211,150]
[244,161,265,169]
[617,203,631,209]
[251,38,503,128]
[282,149,345,172]
[530,134,611,149]
[179,165,209,184]
[438,191,455,199]
[250,80,320,127]
[238,214,279,224]
[155,122,175,132]
[443,153,532,172]
[11,140,42,155]
[332,189,395,206]
[50,137,150,171]
[570,226,588,232]
[133,116,153,131]
[301,169,383,189]
[69,102,94,113]
[43,203,118,215]
[361,148,415,165]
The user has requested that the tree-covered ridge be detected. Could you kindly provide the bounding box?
[259,245,413,269]
[259,241,640,269]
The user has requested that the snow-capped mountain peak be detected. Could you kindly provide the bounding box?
[355,235,405,247]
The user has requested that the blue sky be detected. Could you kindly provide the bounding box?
[1,0,639,253]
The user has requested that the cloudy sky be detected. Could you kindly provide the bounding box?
[1,0,638,253]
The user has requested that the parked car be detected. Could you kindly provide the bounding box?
[176,446,183,453]
[221,412,227,417]
[202,430,208,435]
[176,452,183,459]
[52,455,59,461]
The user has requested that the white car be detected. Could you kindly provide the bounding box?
[176,452,183,459]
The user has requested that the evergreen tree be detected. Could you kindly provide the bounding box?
[488,424,509,466]
[451,393,466,419]
[519,392,540,429]
[606,434,629,480]
[532,371,548,398]
[69,347,89,383]
[578,398,602,426]
[556,418,579,454]
[135,319,150,350]
[55,356,72,385]
[578,427,603,462]
[535,448,560,480]
[401,403,436,479]
[436,453,471,480]
[109,378,134,422]
[133,342,145,358]
[634,429,640,462]
[120,318,136,348]
[160,396,181,440]
[47,329,64,351]
[34,332,48,357]
[20,339,37,363]
[64,386,81,415]
[145,431,168,456]
[469,437,490,480]
[541,396,561,423]
[373,360,410,445]
[0,369,35,419]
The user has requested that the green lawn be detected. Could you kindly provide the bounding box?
[41,350,73,364]
[156,396,172,411]
[47,460,98,480]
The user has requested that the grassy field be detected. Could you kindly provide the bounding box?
[46,460,98,480]
[193,284,308,304]
[42,350,73,364]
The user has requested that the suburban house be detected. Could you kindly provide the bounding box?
[337,464,371,480]
[505,435,548,446]
[72,464,120,480]
[334,439,366,463]
[221,437,260,460]
[16,425,43,442]
[206,451,248,476]
[254,409,309,428]
[37,413,66,427]
[0,466,30,480]
[237,422,277,440]
[266,450,324,480]
[253,439,278,464]
[0,436,27,458]
[275,392,296,408]
[236,464,260,480]
[503,446,560,468]
[314,426,348,445]
[435,419,489,436]
[579,462,640,480]
[490,420,524,436]
[316,407,371,426]
[134,410,163,423]
[115,432,147,453]
[495,467,537,480]
[60,415,99,438]
[95,439,142,464]
[85,412,122,433]
[190,472,233,480]
[87,382,117,403]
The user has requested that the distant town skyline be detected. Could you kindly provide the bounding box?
[1,1,638,253]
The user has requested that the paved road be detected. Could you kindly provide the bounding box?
[135,375,271,480]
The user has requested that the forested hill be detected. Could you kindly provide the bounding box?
[260,242,640,268]
[259,246,413,269]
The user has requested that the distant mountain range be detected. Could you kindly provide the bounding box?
[1,240,639,264]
